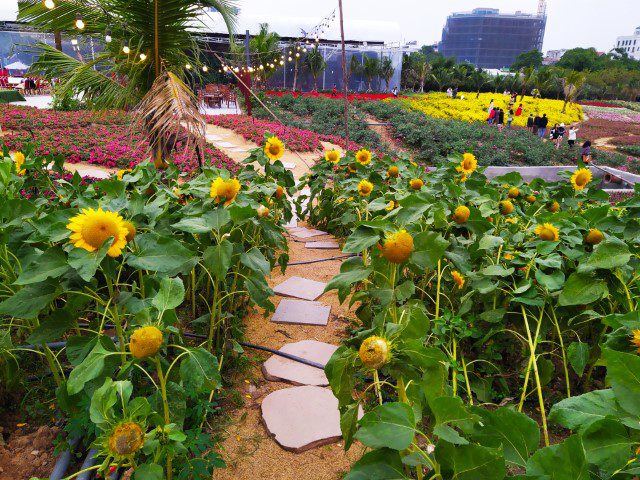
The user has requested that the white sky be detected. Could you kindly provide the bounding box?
[1,0,638,52]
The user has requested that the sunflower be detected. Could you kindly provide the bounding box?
[67,208,128,257]
[534,223,560,242]
[387,165,399,178]
[12,151,26,175]
[505,217,518,224]
[347,163,358,173]
[264,136,285,160]
[355,149,372,165]
[632,330,640,353]
[503,253,514,260]
[325,149,341,164]
[129,326,163,359]
[507,187,520,199]
[381,229,413,264]
[386,200,399,211]
[451,271,465,289]
[585,228,604,245]
[358,179,374,196]
[452,205,470,224]
[525,194,536,204]
[257,205,270,218]
[547,200,560,213]
[122,220,136,242]
[458,153,477,175]
[571,168,592,191]
[499,200,514,215]
[409,178,424,190]
[210,177,241,206]
[107,421,145,457]
[116,168,132,181]
[358,336,390,370]
[274,185,286,199]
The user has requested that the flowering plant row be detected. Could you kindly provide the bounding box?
[0,104,130,131]
[0,137,295,479]
[582,106,640,123]
[266,90,404,101]
[578,101,624,108]
[296,147,640,478]
[396,92,583,127]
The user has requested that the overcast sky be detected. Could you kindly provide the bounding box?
[1,0,638,52]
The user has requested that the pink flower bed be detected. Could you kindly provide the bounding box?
[0,105,130,130]
[584,110,640,123]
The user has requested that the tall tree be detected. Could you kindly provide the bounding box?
[347,53,362,92]
[362,55,380,92]
[469,68,489,98]
[231,23,280,86]
[511,49,543,71]
[305,45,326,91]
[379,56,395,92]
[561,70,586,112]
[519,66,536,100]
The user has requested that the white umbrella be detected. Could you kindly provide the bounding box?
[4,61,29,71]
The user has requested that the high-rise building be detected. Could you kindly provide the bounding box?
[615,27,640,60]
[439,6,547,69]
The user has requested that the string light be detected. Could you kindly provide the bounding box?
[202,65,208,72]
[288,56,292,61]
[75,14,85,30]
[139,53,146,61]
[122,40,130,54]
[43,0,55,9]
[185,63,192,69]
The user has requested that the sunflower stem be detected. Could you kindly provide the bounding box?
[154,356,173,480]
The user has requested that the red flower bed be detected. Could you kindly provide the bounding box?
[578,101,624,108]
[0,104,130,130]
[266,91,406,102]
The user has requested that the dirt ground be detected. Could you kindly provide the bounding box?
[0,425,59,480]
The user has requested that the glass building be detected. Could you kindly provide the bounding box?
[439,8,546,69]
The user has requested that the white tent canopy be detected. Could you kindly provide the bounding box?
[4,61,29,70]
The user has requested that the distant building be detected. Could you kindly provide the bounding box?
[615,27,640,60]
[543,48,567,65]
[439,7,547,69]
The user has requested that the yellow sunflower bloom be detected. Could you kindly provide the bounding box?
[347,163,358,173]
[387,165,399,178]
[507,187,520,199]
[356,149,372,165]
[585,228,604,245]
[547,200,560,213]
[409,178,424,190]
[325,149,341,164]
[458,153,477,175]
[129,325,163,358]
[452,270,465,289]
[116,168,132,181]
[12,151,26,175]
[358,179,374,196]
[122,220,136,242]
[452,205,470,224]
[264,136,285,160]
[257,205,270,218]
[210,177,241,206]
[503,253,514,260]
[386,200,399,211]
[66,208,129,257]
[505,217,518,224]
[571,168,592,191]
[381,229,414,263]
[359,336,390,370]
[534,223,560,242]
[499,200,514,215]
[274,185,286,199]
[632,329,640,353]
[108,422,145,457]
[525,194,536,204]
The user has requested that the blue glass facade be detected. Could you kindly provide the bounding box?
[440,9,546,69]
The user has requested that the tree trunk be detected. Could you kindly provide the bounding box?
[562,99,568,113]
[476,90,480,99]
[292,63,298,92]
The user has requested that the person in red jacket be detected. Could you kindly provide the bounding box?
[515,104,523,117]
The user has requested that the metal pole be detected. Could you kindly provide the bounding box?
[244,29,252,116]
[338,0,349,146]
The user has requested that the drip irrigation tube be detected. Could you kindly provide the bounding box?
[287,254,356,265]
[76,448,99,480]
[49,436,81,480]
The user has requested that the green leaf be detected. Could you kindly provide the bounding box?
[436,442,506,480]
[467,407,540,467]
[355,402,416,451]
[549,389,632,432]
[127,233,198,276]
[27,309,76,345]
[241,248,271,276]
[202,241,233,280]
[67,241,110,282]
[67,339,117,396]
[410,231,450,270]
[325,346,357,408]
[15,247,70,285]
[343,225,381,253]
[151,277,185,312]
[171,217,211,234]
[340,402,361,451]
[396,341,447,370]
[566,342,589,377]
[132,463,164,480]
[526,435,589,480]
[344,448,408,480]
[0,280,58,319]
[534,270,565,292]
[558,272,608,306]
[480,265,514,277]
[203,208,231,230]
[581,418,634,472]
[179,347,222,395]
[604,348,640,416]
[89,378,119,427]
[478,235,504,251]
[324,264,372,304]
[582,237,631,270]
[431,396,481,434]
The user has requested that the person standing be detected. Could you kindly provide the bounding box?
[568,126,579,147]
[496,108,504,132]
[581,140,592,163]
[538,114,548,139]
[488,107,495,125]
[555,123,566,149]
[550,124,561,147]
[446,87,453,97]
[533,113,541,135]
[391,86,398,97]
[527,114,534,131]
[507,109,514,129]
[515,103,523,117]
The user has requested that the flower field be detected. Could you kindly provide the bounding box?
[297,148,640,479]
[582,104,640,123]
[266,90,404,101]
[0,105,129,130]
[396,92,584,127]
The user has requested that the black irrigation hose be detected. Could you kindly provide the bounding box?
[287,254,356,265]
[76,448,99,480]
[49,436,81,480]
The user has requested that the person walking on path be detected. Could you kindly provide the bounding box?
[527,114,534,131]
[533,114,541,135]
[515,103,523,117]
[507,109,514,129]
[538,114,549,139]
[496,108,504,132]
[488,107,496,125]
[555,123,566,149]
[568,126,579,148]
[581,140,592,163]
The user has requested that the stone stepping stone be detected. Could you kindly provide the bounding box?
[262,340,337,386]
[282,162,296,170]
[273,276,327,301]
[206,134,222,141]
[305,241,340,250]
[271,299,330,326]
[74,168,111,179]
[291,228,328,239]
[262,385,360,452]
[230,147,249,152]
[216,141,236,148]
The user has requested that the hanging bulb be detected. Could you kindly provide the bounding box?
[279,60,284,65]
[43,0,55,9]
[288,56,292,61]
[75,14,85,30]
[122,40,130,54]
[223,65,228,72]
[202,65,208,72]
[105,28,112,43]
[295,52,300,58]
[259,64,264,70]
[185,63,192,69]
[139,53,147,61]
[303,48,307,53]
[233,67,239,72]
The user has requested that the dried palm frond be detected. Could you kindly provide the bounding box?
[133,71,206,170]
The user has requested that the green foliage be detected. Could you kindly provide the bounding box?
[511,49,544,71]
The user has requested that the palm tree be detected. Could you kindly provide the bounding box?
[287,42,305,92]
[469,68,488,98]
[519,66,536,100]
[492,74,505,93]
[18,0,237,169]
[533,68,556,97]
[561,71,586,112]
[346,54,362,92]
[305,45,326,91]
[379,57,395,92]
[412,60,431,93]
[431,69,452,92]
[362,55,380,92]
[232,23,280,86]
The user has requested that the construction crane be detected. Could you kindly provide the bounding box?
[537,0,547,16]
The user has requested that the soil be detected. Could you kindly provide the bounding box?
[0,425,60,480]
[362,114,413,158]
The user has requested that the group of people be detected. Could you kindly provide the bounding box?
[487,98,523,131]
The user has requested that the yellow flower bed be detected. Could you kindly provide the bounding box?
[393,92,583,127]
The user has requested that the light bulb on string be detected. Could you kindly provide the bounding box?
[279,60,284,65]
[75,14,85,30]
[43,0,55,9]
[288,56,292,61]
[303,48,307,53]
[223,65,228,71]
[105,28,112,43]
[122,40,130,54]
[139,53,146,61]
[185,63,192,69]
[259,64,264,70]
[202,65,208,72]
[295,53,300,58]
